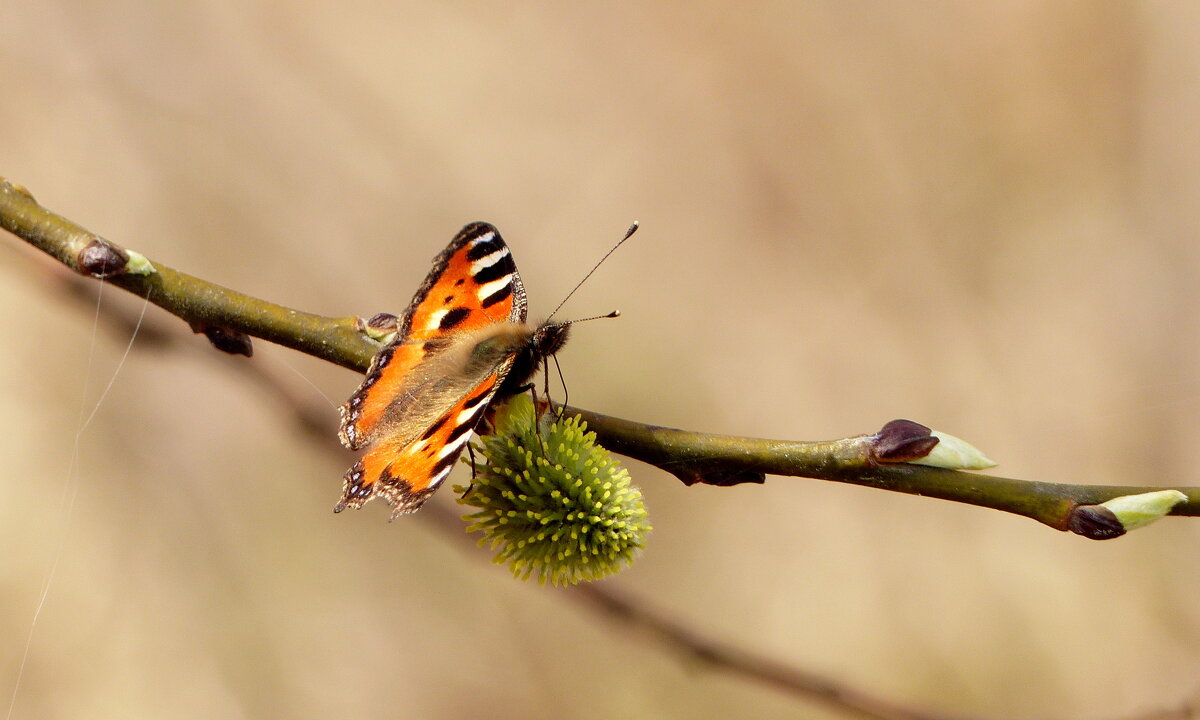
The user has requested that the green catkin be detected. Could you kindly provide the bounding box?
[455,394,651,586]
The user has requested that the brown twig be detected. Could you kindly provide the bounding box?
[0,179,373,371]
[2,177,1197,541]
[567,582,983,720]
[4,178,1197,540]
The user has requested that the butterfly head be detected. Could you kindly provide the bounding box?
[531,320,571,360]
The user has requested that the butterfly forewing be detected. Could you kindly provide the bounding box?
[338,223,527,449]
[336,222,530,518]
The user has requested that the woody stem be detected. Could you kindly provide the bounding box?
[2,176,1196,537]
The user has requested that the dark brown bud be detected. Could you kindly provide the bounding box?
[671,466,765,487]
[357,313,399,342]
[191,323,254,357]
[77,237,129,278]
[366,313,398,332]
[871,419,939,463]
[1067,504,1126,540]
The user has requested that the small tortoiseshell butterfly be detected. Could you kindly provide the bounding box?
[335,222,569,519]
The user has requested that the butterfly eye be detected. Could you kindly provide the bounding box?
[533,323,570,357]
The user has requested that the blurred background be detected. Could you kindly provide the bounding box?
[2,3,1199,718]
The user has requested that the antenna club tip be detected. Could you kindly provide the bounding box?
[608,310,621,318]
[623,221,640,241]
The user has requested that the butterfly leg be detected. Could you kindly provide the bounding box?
[459,441,480,499]
[526,382,549,454]
[466,441,479,477]
[549,355,569,422]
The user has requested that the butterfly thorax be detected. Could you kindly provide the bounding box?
[461,324,537,376]
[498,320,570,397]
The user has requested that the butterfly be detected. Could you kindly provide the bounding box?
[335,222,570,519]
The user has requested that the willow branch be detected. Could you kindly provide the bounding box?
[567,408,1200,534]
[2,176,1197,541]
[0,179,373,371]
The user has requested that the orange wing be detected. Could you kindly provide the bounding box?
[335,223,528,518]
[337,374,502,517]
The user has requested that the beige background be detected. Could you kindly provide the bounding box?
[2,3,1199,719]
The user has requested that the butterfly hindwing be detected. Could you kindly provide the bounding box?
[337,373,501,517]
[336,223,531,518]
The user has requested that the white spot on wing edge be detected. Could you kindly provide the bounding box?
[423,308,449,331]
[430,403,490,460]
[475,277,510,302]
[436,428,475,460]
[428,466,453,489]
[456,405,484,426]
[468,230,496,247]
[470,247,510,274]
[404,402,488,461]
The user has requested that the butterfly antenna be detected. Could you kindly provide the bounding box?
[546,221,639,321]
[568,310,621,325]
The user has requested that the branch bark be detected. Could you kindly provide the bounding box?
[2,176,1196,542]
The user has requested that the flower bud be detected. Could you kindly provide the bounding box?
[457,394,650,585]
[1099,490,1188,532]
[908,429,996,470]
